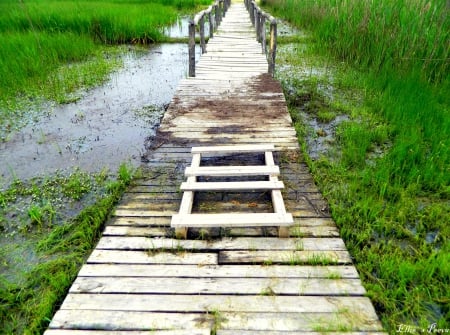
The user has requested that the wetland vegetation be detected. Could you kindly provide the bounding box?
[266,0,449,331]
[1,0,448,333]
[0,0,208,333]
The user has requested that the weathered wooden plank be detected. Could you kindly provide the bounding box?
[114,202,179,211]
[95,237,347,251]
[109,217,171,226]
[219,250,352,264]
[289,225,340,237]
[87,250,218,265]
[50,310,382,332]
[48,310,213,330]
[113,210,176,217]
[217,332,388,335]
[103,226,168,237]
[60,295,374,314]
[45,331,209,335]
[78,264,360,278]
[215,312,384,332]
[104,225,339,238]
[69,277,366,295]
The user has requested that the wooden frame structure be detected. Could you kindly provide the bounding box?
[171,144,293,239]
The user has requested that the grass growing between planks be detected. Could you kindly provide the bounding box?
[0,163,136,334]
[265,0,449,332]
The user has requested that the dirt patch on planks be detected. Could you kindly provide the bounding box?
[249,73,284,94]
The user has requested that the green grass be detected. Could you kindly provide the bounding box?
[0,0,211,129]
[264,0,449,84]
[264,0,450,332]
[0,164,135,334]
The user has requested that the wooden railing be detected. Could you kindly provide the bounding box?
[188,0,277,77]
[188,0,231,77]
[245,0,277,75]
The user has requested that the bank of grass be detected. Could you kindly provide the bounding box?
[265,0,449,332]
[0,0,210,129]
[0,164,135,334]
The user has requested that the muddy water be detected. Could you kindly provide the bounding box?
[0,43,198,184]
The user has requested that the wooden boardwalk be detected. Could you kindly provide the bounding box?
[45,2,386,334]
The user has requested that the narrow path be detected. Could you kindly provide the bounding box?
[44,2,386,334]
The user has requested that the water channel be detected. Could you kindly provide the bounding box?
[0,22,199,185]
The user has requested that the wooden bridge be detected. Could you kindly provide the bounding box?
[44,1,387,334]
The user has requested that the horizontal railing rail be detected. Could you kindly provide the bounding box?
[188,0,231,77]
[245,0,278,76]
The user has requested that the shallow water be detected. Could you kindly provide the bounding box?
[0,43,196,185]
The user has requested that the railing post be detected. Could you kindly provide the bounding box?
[224,0,230,15]
[219,0,223,24]
[268,19,277,76]
[208,10,214,38]
[188,19,196,77]
[255,9,260,41]
[215,3,220,28]
[199,15,206,54]
[261,15,266,54]
[249,1,255,26]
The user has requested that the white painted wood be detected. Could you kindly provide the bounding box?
[180,180,284,191]
[185,165,279,177]
[171,213,293,228]
[174,153,201,239]
[192,144,274,154]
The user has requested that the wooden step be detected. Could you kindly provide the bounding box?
[171,213,293,228]
[185,165,279,177]
[180,180,284,191]
[192,144,274,154]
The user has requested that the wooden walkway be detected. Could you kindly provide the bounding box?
[45,2,386,334]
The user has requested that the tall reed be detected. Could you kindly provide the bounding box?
[0,0,210,108]
[264,0,449,331]
[264,0,449,84]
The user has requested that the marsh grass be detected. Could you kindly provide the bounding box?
[0,164,135,334]
[265,0,449,331]
[0,0,211,126]
[264,0,449,84]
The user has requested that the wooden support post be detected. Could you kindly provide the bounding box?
[268,19,277,76]
[199,15,206,54]
[249,1,255,26]
[215,4,220,28]
[208,11,214,38]
[175,153,201,239]
[265,151,290,238]
[218,1,223,24]
[223,0,228,16]
[188,20,196,77]
[255,10,260,42]
[261,15,266,54]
